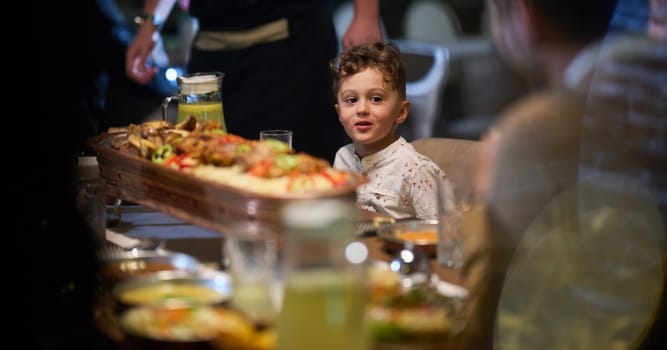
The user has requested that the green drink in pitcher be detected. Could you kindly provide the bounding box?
[277,269,370,350]
[162,72,227,131]
[177,102,224,125]
[277,199,370,350]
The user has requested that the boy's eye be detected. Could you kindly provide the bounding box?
[344,97,358,103]
[371,96,383,102]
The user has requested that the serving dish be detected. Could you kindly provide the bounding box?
[378,219,439,257]
[119,304,276,350]
[112,269,232,309]
[120,305,222,350]
[98,249,201,287]
[366,261,466,345]
[98,266,273,349]
[88,132,364,234]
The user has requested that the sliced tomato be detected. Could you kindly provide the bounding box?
[248,158,274,177]
[218,134,246,144]
[320,168,350,187]
[163,153,193,170]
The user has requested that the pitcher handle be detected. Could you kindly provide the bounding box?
[162,95,178,122]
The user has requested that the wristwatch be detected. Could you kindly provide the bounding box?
[134,13,163,30]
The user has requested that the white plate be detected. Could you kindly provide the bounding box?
[434,276,468,298]
[370,260,468,299]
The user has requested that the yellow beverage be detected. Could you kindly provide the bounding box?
[232,282,277,324]
[177,102,226,130]
[276,269,370,350]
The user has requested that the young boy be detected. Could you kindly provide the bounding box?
[330,41,454,220]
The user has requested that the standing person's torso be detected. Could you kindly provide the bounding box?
[190,0,322,30]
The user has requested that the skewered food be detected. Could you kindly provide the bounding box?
[109,117,356,196]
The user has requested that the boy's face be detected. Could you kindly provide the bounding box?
[335,67,409,156]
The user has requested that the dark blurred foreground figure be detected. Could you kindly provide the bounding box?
[126,0,383,162]
[574,1,667,348]
[24,2,113,349]
[458,0,666,349]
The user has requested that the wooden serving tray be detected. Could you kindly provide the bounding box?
[88,133,364,234]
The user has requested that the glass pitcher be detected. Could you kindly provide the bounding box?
[277,198,371,350]
[162,71,226,131]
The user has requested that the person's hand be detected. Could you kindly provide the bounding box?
[125,23,160,84]
[341,16,383,49]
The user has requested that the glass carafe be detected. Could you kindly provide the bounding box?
[162,71,226,131]
[276,198,371,350]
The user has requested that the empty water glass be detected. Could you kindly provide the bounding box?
[223,221,281,325]
[260,129,293,150]
[437,179,463,268]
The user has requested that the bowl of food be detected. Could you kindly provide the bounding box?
[378,219,439,257]
[119,304,276,350]
[120,304,223,350]
[98,249,201,287]
[112,269,232,309]
[366,261,466,346]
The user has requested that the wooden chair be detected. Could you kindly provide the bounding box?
[411,137,481,201]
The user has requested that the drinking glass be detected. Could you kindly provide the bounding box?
[223,221,281,325]
[437,179,463,268]
[259,129,293,149]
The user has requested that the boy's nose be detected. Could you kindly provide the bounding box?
[356,100,369,115]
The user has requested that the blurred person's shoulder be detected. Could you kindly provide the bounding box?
[572,33,666,92]
[598,32,667,62]
[494,90,586,145]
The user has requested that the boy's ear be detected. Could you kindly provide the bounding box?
[335,103,342,122]
[395,100,410,125]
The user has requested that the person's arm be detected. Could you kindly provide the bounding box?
[125,0,178,84]
[342,0,383,49]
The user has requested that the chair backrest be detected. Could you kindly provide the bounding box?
[411,137,481,201]
[393,39,450,141]
[403,0,463,45]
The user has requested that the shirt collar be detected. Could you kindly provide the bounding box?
[359,136,407,170]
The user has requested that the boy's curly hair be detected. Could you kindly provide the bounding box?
[330,41,407,100]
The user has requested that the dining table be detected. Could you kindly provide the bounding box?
[104,203,461,286]
[99,202,465,350]
[89,120,468,349]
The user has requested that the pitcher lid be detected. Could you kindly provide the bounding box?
[179,73,222,94]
